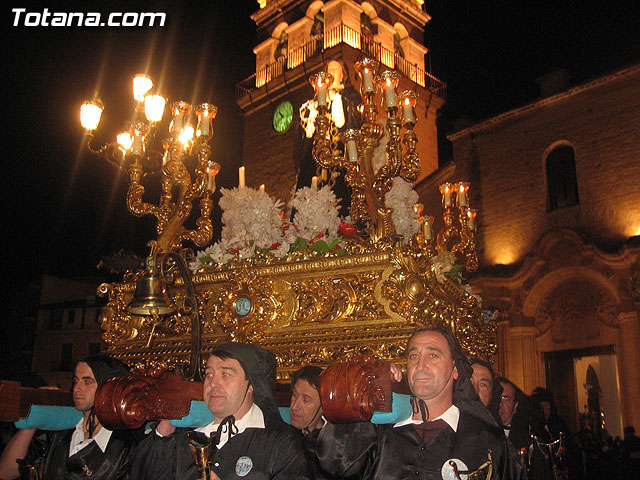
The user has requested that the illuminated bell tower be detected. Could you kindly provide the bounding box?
[237,0,446,203]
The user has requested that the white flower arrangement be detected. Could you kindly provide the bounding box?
[190,184,354,272]
[290,184,341,240]
[385,177,419,244]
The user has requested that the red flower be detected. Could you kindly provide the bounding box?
[310,232,325,244]
[270,242,281,249]
[339,222,357,236]
[230,247,240,254]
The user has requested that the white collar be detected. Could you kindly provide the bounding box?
[69,417,112,456]
[394,404,460,432]
[195,403,264,449]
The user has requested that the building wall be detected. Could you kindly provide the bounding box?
[416,65,640,432]
[448,66,640,267]
[31,275,106,388]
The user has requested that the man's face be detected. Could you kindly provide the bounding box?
[203,355,253,419]
[289,379,322,431]
[406,330,458,404]
[540,401,551,421]
[470,363,493,407]
[72,362,97,412]
[499,381,518,425]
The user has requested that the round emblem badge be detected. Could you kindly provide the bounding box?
[441,458,468,480]
[235,456,253,477]
[235,296,252,317]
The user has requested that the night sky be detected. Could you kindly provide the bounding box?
[4,0,638,293]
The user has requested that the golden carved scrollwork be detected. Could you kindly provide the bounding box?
[100,245,496,378]
[213,266,283,343]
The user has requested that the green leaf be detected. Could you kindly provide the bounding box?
[309,240,330,254]
[327,239,341,250]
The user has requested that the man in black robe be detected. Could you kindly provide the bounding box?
[317,326,523,479]
[130,343,309,479]
[0,355,139,480]
[289,366,327,479]
[497,377,530,452]
[470,358,503,426]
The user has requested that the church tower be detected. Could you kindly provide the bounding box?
[236,0,445,203]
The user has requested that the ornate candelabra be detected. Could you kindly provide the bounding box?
[80,74,220,255]
[81,75,220,380]
[310,59,478,271]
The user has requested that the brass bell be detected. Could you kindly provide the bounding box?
[127,267,175,316]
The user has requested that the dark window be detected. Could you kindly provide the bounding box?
[50,309,63,330]
[546,145,579,211]
[274,31,288,63]
[67,309,75,324]
[81,308,86,329]
[60,343,73,371]
[89,342,101,356]
[394,33,405,58]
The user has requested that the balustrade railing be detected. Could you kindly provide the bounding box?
[236,23,446,100]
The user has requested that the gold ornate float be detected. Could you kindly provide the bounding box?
[81,64,495,380]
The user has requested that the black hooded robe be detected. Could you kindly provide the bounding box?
[317,402,523,480]
[34,428,139,480]
[130,412,309,479]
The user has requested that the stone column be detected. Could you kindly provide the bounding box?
[506,326,539,395]
[495,318,509,376]
[617,311,640,431]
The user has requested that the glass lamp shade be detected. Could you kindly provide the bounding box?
[170,101,192,135]
[144,94,166,122]
[196,103,217,138]
[179,124,195,146]
[116,131,134,151]
[80,100,104,131]
[133,74,153,102]
[376,70,400,90]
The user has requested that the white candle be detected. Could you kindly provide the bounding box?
[362,68,374,93]
[423,222,432,240]
[346,139,358,162]
[311,176,318,190]
[384,79,397,108]
[199,115,210,137]
[467,210,476,231]
[402,98,415,124]
[259,184,265,193]
[443,186,452,207]
[458,185,468,207]
[131,133,143,155]
[238,166,245,189]
[317,82,327,107]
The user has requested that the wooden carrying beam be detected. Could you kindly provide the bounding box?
[94,372,204,430]
[318,356,410,423]
[0,380,74,422]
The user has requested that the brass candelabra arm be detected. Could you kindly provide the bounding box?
[85,133,126,168]
[436,205,460,254]
[451,207,478,272]
[400,127,420,182]
[175,196,214,249]
[126,161,162,220]
[371,114,402,207]
[312,107,350,171]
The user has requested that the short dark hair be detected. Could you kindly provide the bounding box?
[496,376,521,402]
[291,366,323,390]
[209,350,247,379]
[470,358,496,381]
